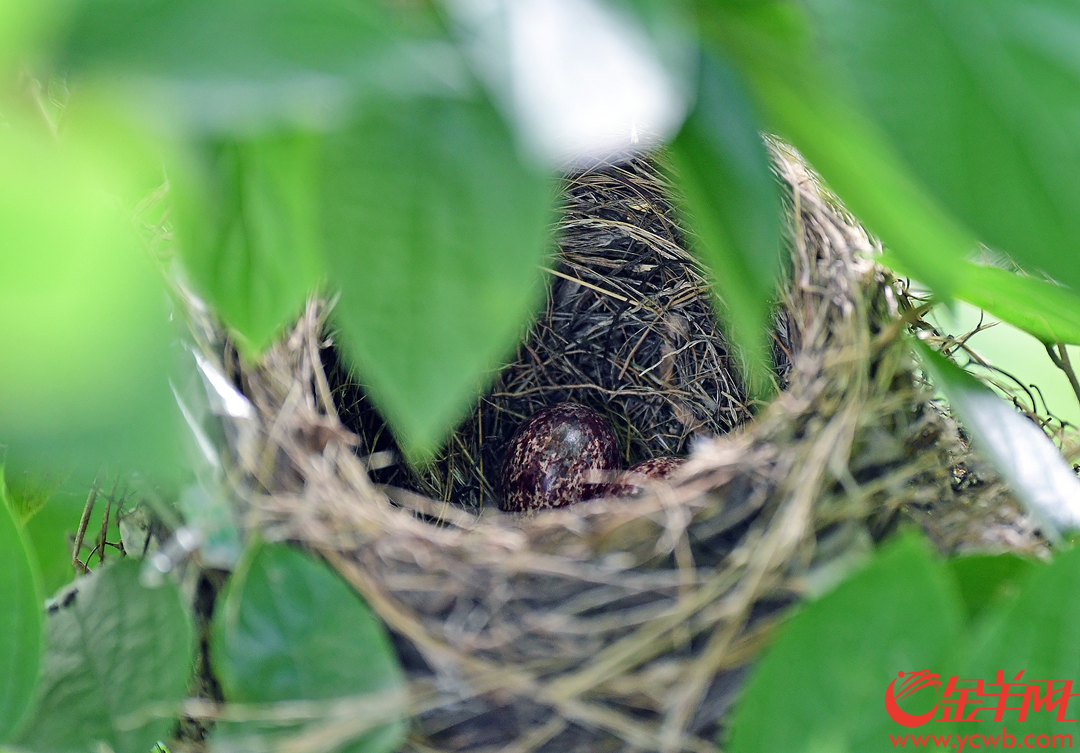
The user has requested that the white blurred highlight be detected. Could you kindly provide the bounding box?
[961,391,1080,537]
[446,0,690,168]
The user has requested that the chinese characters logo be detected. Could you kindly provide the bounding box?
[886,670,1077,727]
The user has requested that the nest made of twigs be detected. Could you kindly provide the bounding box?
[326,157,794,514]
[188,146,1043,753]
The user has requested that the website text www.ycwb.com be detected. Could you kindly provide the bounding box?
[890,728,1073,748]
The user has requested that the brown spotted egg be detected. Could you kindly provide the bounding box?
[499,403,620,512]
[608,456,685,497]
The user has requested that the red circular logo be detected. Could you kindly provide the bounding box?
[885,670,942,727]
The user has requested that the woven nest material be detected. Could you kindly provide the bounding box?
[326,157,789,513]
[190,147,1044,753]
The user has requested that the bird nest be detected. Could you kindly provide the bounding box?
[189,146,1042,752]
[324,157,786,514]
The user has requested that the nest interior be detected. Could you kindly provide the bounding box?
[194,147,1044,753]
[326,157,792,513]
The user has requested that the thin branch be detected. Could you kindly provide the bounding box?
[1046,343,1080,413]
[97,476,118,567]
[72,475,101,575]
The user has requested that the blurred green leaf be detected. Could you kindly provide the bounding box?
[321,96,553,461]
[961,545,1080,740]
[17,559,193,753]
[884,254,1080,346]
[0,113,179,477]
[0,466,60,524]
[698,0,970,298]
[210,541,407,753]
[23,495,86,598]
[176,133,325,355]
[670,49,783,396]
[806,0,1080,301]
[0,487,42,742]
[0,0,61,67]
[946,553,1036,624]
[727,534,963,753]
[953,264,1080,347]
[914,340,1080,536]
[56,0,461,132]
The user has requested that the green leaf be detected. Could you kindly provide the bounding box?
[914,340,1080,537]
[952,264,1080,347]
[669,49,783,396]
[885,255,1080,346]
[56,0,458,132]
[0,487,42,742]
[0,0,59,67]
[210,541,407,753]
[0,466,59,524]
[806,0,1080,302]
[947,553,1037,625]
[0,111,179,477]
[698,1,972,299]
[16,559,194,753]
[321,96,554,461]
[176,134,325,355]
[727,534,963,753]
[961,545,1080,740]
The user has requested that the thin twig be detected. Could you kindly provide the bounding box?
[541,266,629,302]
[97,476,119,567]
[1046,343,1080,413]
[72,475,101,575]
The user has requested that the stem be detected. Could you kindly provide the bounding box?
[96,476,118,567]
[1045,343,1080,412]
[72,476,100,575]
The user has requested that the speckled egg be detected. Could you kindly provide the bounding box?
[499,403,621,512]
[609,456,685,497]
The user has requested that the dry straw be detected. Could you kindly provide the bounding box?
[188,145,1042,753]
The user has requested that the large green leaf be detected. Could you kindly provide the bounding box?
[17,559,193,753]
[321,96,554,460]
[175,134,325,355]
[209,541,406,753]
[698,1,972,299]
[56,0,458,132]
[669,50,783,395]
[0,112,179,477]
[0,488,42,742]
[946,553,1037,625]
[915,340,1080,536]
[806,0,1080,301]
[727,534,963,753]
[960,545,1080,741]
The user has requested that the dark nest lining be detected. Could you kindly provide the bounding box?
[329,157,792,512]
